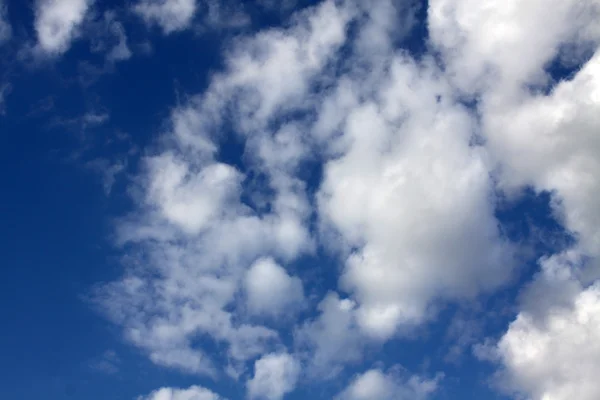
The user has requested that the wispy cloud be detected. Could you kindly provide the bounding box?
[0,0,11,44]
[133,0,197,34]
[89,350,121,374]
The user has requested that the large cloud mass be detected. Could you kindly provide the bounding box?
[85,0,600,399]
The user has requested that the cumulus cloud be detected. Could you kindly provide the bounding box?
[244,257,304,317]
[138,386,225,400]
[487,266,600,400]
[429,0,600,94]
[313,0,514,340]
[96,0,352,378]
[247,352,300,400]
[428,0,600,398]
[335,368,440,400]
[483,49,600,268]
[295,292,364,378]
[134,0,197,34]
[95,0,600,397]
[33,0,92,55]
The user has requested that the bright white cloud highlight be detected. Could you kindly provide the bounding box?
[315,5,514,340]
[139,386,224,400]
[429,0,600,93]
[492,271,600,400]
[247,352,300,400]
[134,0,197,34]
[483,49,600,268]
[34,0,92,55]
[335,368,440,400]
[244,257,304,317]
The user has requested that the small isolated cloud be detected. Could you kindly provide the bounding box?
[134,0,197,34]
[138,386,225,400]
[33,0,93,55]
[244,257,304,317]
[335,368,441,400]
[247,352,300,400]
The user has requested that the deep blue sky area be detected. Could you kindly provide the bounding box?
[0,0,585,399]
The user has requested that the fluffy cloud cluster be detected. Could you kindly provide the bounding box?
[85,0,600,399]
[495,275,600,400]
[428,0,600,399]
[97,0,351,379]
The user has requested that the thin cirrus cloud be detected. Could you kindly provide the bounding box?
[11,0,584,399]
[0,0,11,44]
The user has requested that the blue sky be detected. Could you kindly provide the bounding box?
[2,1,600,400]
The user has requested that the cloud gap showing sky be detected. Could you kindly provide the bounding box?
[1,0,600,399]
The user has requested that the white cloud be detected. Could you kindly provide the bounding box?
[247,352,300,400]
[335,368,440,400]
[34,0,92,55]
[295,292,364,378]
[96,0,600,397]
[483,49,600,271]
[134,0,197,34]
[317,44,514,341]
[97,0,352,377]
[139,386,225,400]
[429,0,600,94]
[430,1,600,398]
[0,0,11,44]
[491,266,600,400]
[244,257,304,317]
